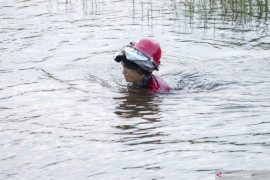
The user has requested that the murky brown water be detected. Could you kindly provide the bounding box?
[1,0,270,179]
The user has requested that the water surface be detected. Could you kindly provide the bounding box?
[1,0,270,179]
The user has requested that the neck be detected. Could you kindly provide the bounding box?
[135,74,145,84]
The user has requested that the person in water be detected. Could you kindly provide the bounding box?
[114,38,171,92]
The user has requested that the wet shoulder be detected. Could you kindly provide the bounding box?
[150,74,171,92]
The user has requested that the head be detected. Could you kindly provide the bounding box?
[120,57,150,83]
[114,38,162,82]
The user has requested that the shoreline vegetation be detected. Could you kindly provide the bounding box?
[61,0,269,18]
[57,0,269,26]
[179,0,269,18]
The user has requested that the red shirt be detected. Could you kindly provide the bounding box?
[142,74,171,92]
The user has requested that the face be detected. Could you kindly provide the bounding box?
[121,62,145,83]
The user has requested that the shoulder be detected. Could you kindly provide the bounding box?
[148,74,171,91]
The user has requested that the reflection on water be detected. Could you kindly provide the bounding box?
[114,89,162,121]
